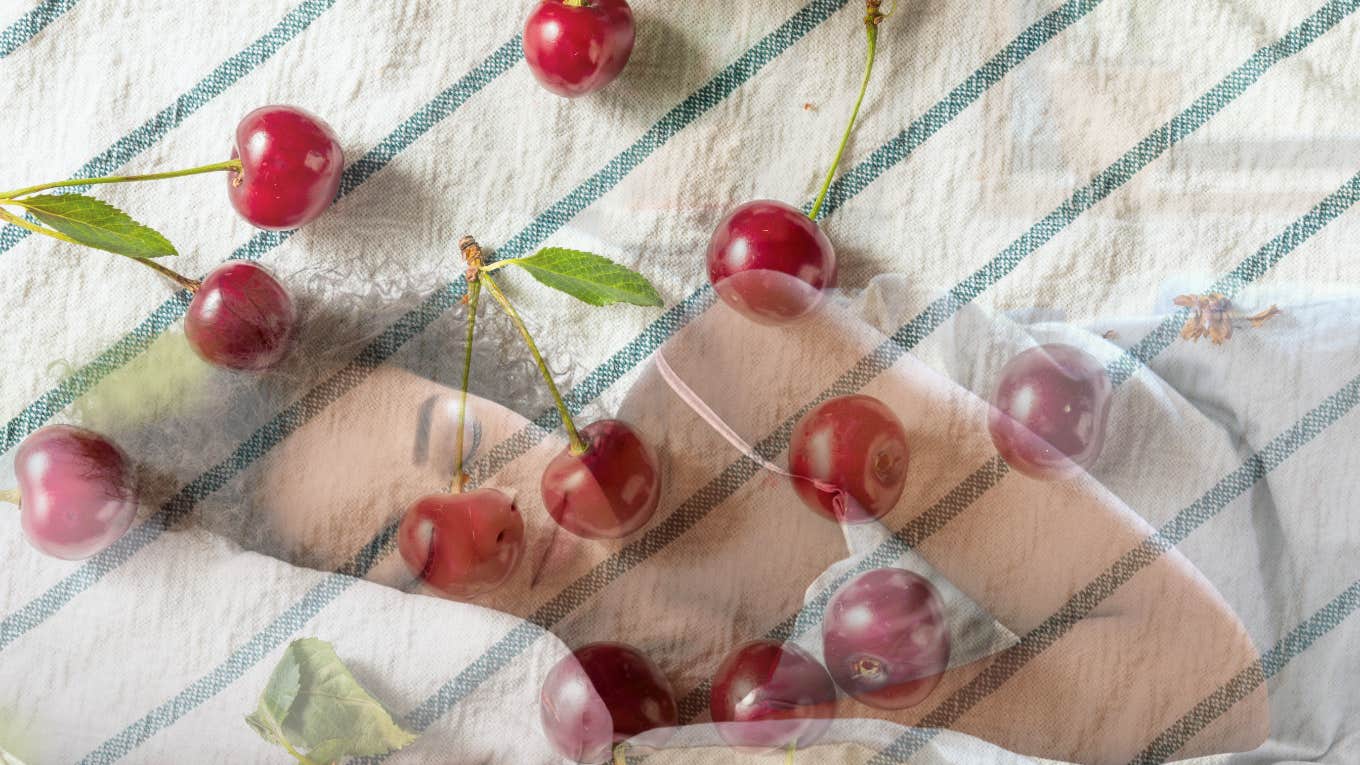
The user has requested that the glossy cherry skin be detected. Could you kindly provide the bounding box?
[822,568,949,709]
[14,425,139,560]
[541,419,661,539]
[396,488,524,600]
[227,105,343,230]
[710,640,837,752]
[787,394,909,524]
[523,0,635,98]
[706,200,836,325]
[540,642,678,763]
[988,343,1113,480]
[184,261,297,371]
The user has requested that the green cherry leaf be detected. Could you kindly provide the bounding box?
[509,247,664,307]
[245,642,303,747]
[247,638,415,763]
[11,193,177,258]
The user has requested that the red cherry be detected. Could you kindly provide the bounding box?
[540,419,661,539]
[787,394,909,524]
[523,0,635,98]
[988,343,1113,480]
[14,425,139,560]
[396,488,524,600]
[822,568,949,709]
[226,105,343,230]
[540,642,678,763]
[184,261,297,371]
[706,200,836,325]
[710,640,837,752]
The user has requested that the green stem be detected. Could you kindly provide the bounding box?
[0,205,79,244]
[477,258,518,273]
[807,5,882,221]
[0,489,19,506]
[786,742,797,765]
[0,159,243,200]
[613,743,627,765]
[0,204,200,291]
[480,271,588,455]
[452,278,481,493]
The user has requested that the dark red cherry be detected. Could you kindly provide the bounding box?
[710,640,837,752]
[706,200,836,325]
[523,0,636,98]
[227,105,343,230]
[822,568,949,709]
[14,425,139,560]
[396,488,524,600]
[184,261,297,371]
[540,642,678,763]
[540,419,661,539]
[787,394,909,523]
[988,343,1113,480]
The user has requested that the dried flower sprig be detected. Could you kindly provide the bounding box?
[1174,293,1281,345]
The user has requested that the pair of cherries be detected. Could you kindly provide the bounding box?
[786,340,1114,520]
[396,418,662,600]
[711,568,950,753]
[536,567,950,762]
[188,104,345,371]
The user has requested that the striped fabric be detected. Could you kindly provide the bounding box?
[2,0,1358,763]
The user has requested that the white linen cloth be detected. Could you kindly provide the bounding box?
[1,0,1358,762]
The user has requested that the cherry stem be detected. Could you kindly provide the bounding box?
[0,159,243,200]
[807,1,884,221]
[0,204,201,291]
[0,205,77,243]
[479,270,588,455]
[564,0,590,6]
[0,489,19,506]
[453,236,485,494]
[613,743,627,765]
[136,257,201,293]
[786,742,797,765]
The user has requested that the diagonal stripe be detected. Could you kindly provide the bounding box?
[1130,579,1360,765]
[865,373,1360,760]
[68,2,861,760]
[669,168,1360,725]
[0,32,521,455]
[587,0,1360,729]
[0,33,526,649]
[64,0,1110,756]
[1,0,1100,459]
[673,457,1012,722]
[0,0,77,57]
[0,0,355,454]
[0,0,339,258]
[378,1,1260,747]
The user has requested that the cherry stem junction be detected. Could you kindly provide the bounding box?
[0,158,243,200]
[479,269,588,456]
[0,488,19,506]
[807,0,885,221]
[453,236,485,493]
